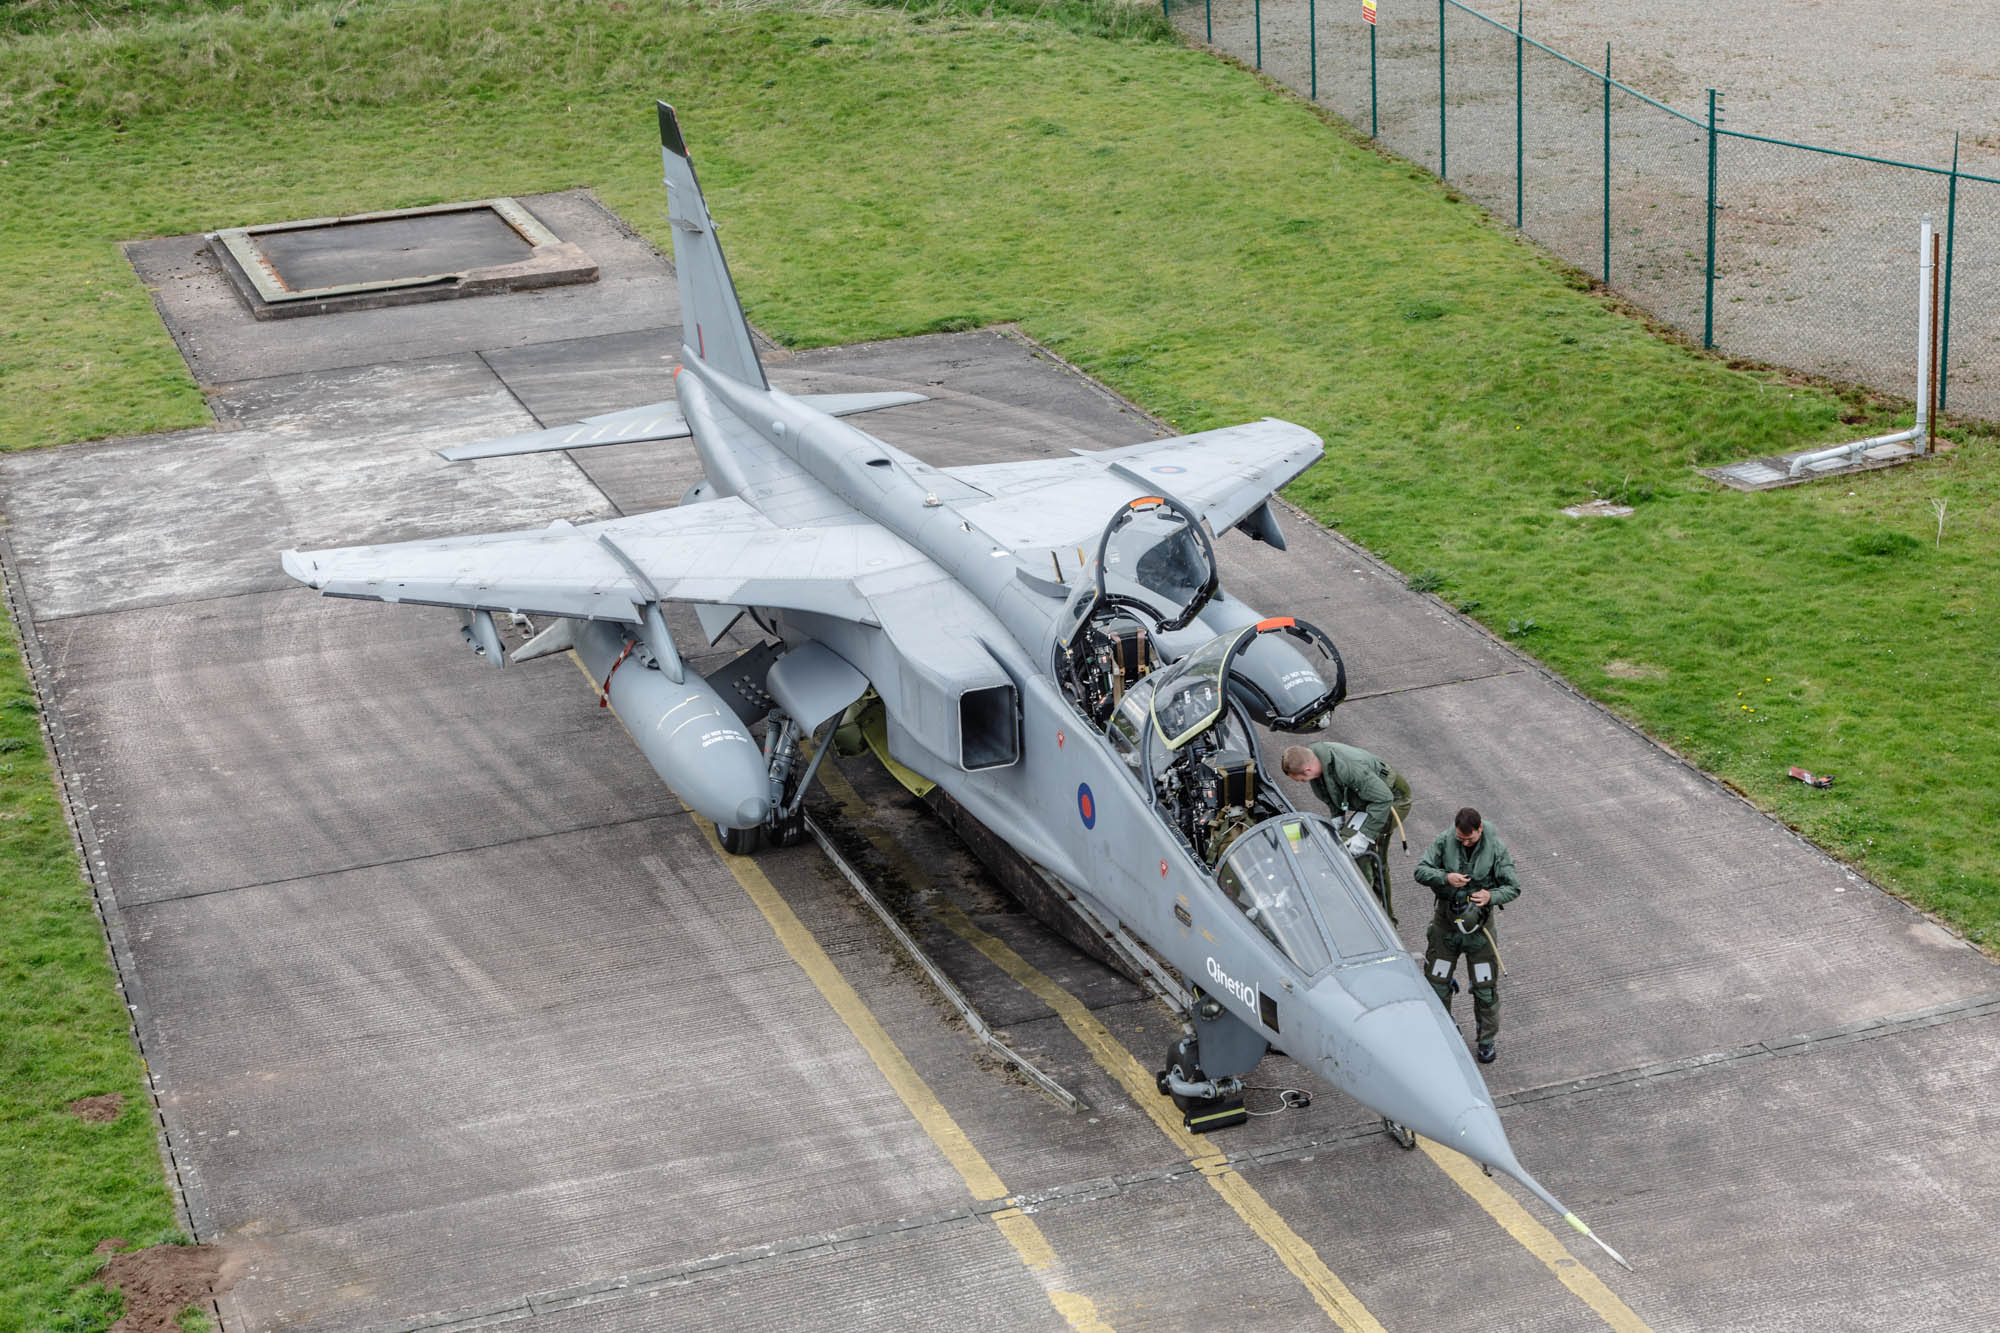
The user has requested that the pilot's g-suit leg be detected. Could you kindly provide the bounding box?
[1466,933,1500,1044]
[1423,920,1462,1010]
[1425,922,1500,1044]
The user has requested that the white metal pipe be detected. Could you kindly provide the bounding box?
[1788,216,1934,476]
[1916,212,1935,454]
[1785,424,1922,478]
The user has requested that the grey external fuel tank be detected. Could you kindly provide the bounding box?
[570,618,771,829]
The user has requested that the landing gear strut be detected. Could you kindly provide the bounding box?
[771,809,807,847]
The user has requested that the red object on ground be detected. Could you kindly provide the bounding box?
[1788,766,1834,788]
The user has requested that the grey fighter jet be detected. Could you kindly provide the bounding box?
[282,103,1628,1270]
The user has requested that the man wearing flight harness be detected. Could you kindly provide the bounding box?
[1280,741,1411,923]
[1414,806,1519,1063]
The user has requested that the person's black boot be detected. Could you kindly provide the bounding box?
[1476,1040,1496,1064]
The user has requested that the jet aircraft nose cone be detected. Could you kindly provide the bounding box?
[735,797,771,826]
[1323,998,1510,1160]
[1446,1100,1527,1179]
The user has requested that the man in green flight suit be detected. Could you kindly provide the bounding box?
[1413,806,1519,1063]
[1280,741,1411,922]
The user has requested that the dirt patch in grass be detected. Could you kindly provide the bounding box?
[1603,660,1666,680]
[68,1093,125,1122]
[95,1240,234,1333]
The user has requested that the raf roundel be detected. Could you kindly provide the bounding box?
[1077,783,1097,829]
[1151,463,1188,475]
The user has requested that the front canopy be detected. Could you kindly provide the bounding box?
[1215,814,1397,973]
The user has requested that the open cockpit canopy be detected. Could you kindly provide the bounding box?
[1222,617,1345,732]
[1216,813,1397,973]
[1055,494,1216,728]
[1095,494,1218,633]
[1149,619,1345,750]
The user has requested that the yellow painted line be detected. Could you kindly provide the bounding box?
[818,761,1651,1333]
[939,898,1385,1333]
[1417,1138,1654,1333]
[813,767,1381,1330]
[694,817,1112,1333]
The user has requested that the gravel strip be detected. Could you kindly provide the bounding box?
[1174,0,2000,418]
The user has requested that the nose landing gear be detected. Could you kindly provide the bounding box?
[1155,1034,1248,1134]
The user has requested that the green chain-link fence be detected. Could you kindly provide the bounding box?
[1165,0,2000,420]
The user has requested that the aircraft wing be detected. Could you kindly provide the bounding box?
[281,498,930,627]
[943,418,1323,551]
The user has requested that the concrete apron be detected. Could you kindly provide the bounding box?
[3,188,1996,1331]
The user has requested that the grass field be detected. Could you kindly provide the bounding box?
[2,0,1995,1323]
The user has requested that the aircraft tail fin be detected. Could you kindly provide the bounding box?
[657,102,769,390]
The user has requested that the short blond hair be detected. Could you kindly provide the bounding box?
[1280,745,1315,778]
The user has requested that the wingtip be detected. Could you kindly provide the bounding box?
[280,549,320,588]
[657,101,687,159]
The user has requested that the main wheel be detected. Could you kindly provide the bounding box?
[718,820,763,855]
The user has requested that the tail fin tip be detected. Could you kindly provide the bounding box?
[657,101,687,158]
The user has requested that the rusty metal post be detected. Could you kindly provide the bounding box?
[1438,0,1448,178]
[1941,133,1959,409]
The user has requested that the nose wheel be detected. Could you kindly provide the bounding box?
[718,820,762,856]
[716,809,807,855]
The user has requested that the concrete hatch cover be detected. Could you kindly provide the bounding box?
[208,197,596,319]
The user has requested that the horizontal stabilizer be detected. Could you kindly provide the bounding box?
[798,390,928,417]
[437,391,928,461]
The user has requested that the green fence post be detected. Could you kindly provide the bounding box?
[1163,0,1169,19]
[1515,0,1524,228]
[1601,43,1610,283]
[1370,20,1379,137]
[1205,0,1212,42]
[1942,133,1960,410]
[1704,88,1718,350]
[1438,0,1447,179]
[1310,0,1318,100]
[1255,0,1262,67]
